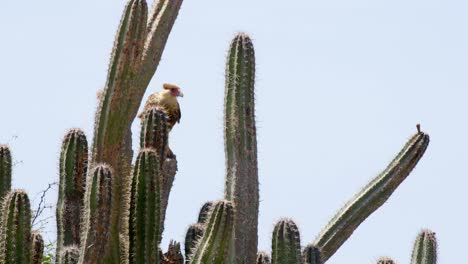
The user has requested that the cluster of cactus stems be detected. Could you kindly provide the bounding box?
[0,0,438,263]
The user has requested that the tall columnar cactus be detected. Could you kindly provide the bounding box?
[256,252,271,264]
[377,257,396,264]
[411,229,437,264]
[129,149,162,264]
[56,129,88,262]
[0,145,12,199]
[271,219,301,264]
[302,244,322,264]
[91,0,183,257]
[31,231,44,264]
[224,32,258,263]
[314,130,430,261]
[61,246,80,264]
[0,190,32,264]
[190,200,235,263]
[79,165,115,264]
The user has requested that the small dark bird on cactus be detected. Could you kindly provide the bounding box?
[139,83,183,130]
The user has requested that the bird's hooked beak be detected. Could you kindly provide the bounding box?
[177,90,184,97]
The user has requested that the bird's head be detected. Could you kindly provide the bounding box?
[163,83,184,97]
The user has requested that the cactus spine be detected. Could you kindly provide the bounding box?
[411,229,437,264]
[0,190,32,264]
[129,149,162,264]
[190,200,235,264]
[61,246,80,264]
[377,257,396,264]
[31,231,44,264]
[0,145,12,199]
[314,131,430,261]
[256,252,271,264]
[302,244,322,264]
[271,219,301,264]
[79,165,115,264]
[224,32,258,263]
[56,129,88,263]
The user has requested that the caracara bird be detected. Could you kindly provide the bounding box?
[139,83,183,130]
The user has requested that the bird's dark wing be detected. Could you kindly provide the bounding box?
[176,101,181,123]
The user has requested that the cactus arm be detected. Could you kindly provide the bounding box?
[0,145,12,199]
[410,229,437,264]
[93,0,148,162]
[129,149,162,264]
[79,165,115,264]
[56,129,88,263]
[271,219,301,264]
[302,244,322,264]
[190,201,235,264]
[0,190,32,264]
[31,231,44,264]
[223,33,258,264]
[314,131,430,261]
[139,0,183,89]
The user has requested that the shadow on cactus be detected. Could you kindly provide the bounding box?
[0,0,435,263]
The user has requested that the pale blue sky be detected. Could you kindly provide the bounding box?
[1,0,466,263]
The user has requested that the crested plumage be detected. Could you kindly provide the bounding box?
[139,83,183,130]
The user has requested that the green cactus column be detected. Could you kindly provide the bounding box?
[56,129,88,263]
[0,145,12,199]
[314,130,430,261]
[31,231,44,264]
[129,149,162,264]
[302,244,322,264]
[79,165,116,264]
[0,190,32,264]
[224,32,258,264]
[190,200,235,264]
[410,229,437,264]
[271,219,301,264]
